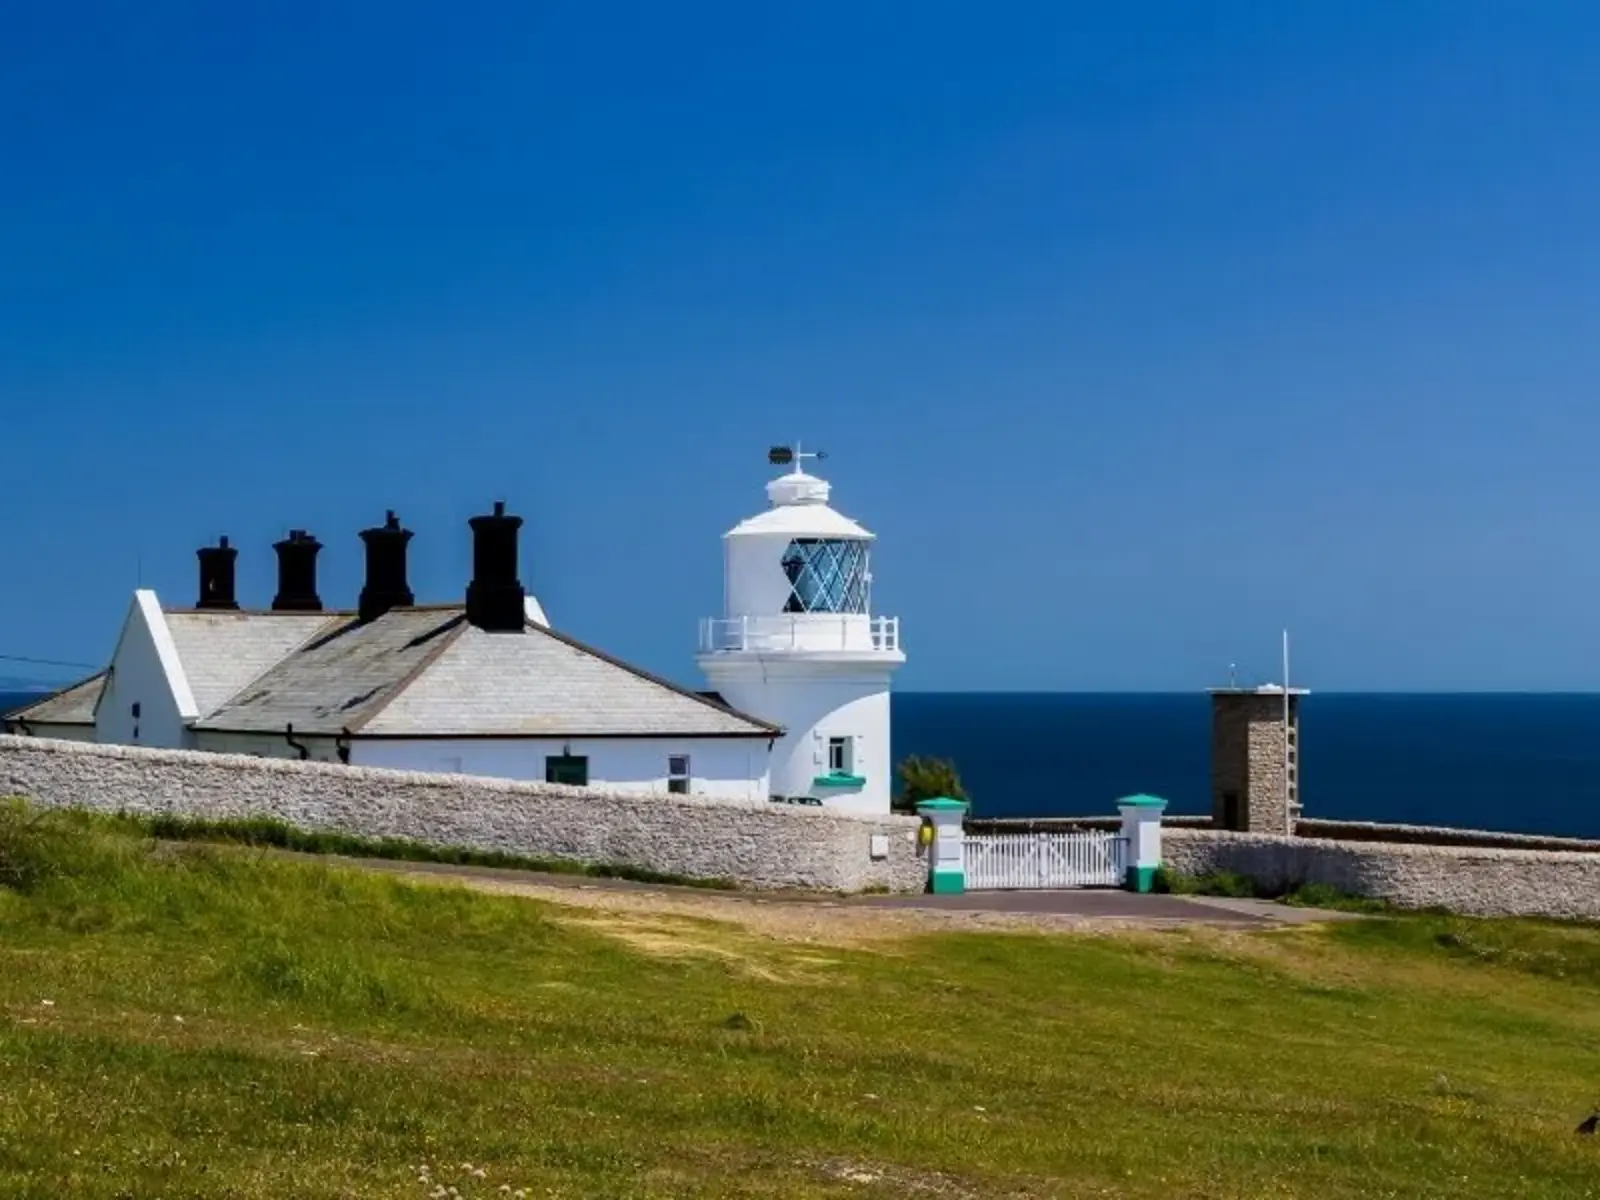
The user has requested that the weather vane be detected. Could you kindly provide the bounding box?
[767,442,827,470]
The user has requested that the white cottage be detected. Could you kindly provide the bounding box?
[4,504,778,799]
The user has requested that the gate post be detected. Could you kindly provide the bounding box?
[916,798,969,895]
[1116,794,1168,893]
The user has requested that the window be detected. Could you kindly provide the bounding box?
[667,754,691,795]
[545,755,589,786]
[780,538,869,613]
[827,736,851,774]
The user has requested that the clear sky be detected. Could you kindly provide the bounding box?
[3,1,1599,693]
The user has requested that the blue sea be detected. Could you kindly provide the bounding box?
[892,692,1600,839]
[6,689,1600,839]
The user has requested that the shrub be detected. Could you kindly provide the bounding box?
[1152,868,1261,898]
[893,756,970,815]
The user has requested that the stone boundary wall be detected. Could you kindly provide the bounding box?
[1163,827,1600,920]
[968,815,1212,834]
[1292,818,1600,855]
[0,735,927,894]
[977,814,1600,856]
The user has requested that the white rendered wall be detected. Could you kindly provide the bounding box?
[702,662,893,815]
[11,722,97,743]
[95,593,195,751]
[193,730,343,763]
[352,736,772,800]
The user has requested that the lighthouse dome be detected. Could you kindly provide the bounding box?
[725,470,873,542]
[766,469,830,507]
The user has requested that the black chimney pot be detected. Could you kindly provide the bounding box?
[358,510,415,623]
[196,536,240,610]
[465,500,526,632]
[271,529,324,612]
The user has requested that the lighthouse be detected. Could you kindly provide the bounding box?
[697,446,905,815]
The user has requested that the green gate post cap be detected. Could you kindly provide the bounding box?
[1117,793,1168,809]
[915,797,969,813]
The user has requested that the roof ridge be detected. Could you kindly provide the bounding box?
[521,619,781,735]
[343,615,471,733]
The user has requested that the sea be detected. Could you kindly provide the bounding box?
[5,689,1600,840]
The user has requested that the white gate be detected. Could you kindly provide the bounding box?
[964,830,1128,890]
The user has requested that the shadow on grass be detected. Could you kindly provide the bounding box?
[102,808,738,891]
[1330,912,1600,986]
[1150,861,1600,987]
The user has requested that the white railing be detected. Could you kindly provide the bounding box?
[699,614,900,654]
[965,831,1128,890]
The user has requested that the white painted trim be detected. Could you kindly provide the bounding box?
[134,590,200,719]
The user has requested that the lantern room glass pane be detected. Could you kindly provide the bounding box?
[781,538,868,613]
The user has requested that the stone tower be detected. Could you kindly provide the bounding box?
[1209,686,1308,833]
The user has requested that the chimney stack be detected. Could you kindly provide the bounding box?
[271,529,324,612]
[358,510,415,623]
[196,536,239,610]
[465,500,526,632]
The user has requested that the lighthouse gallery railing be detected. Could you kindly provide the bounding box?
[698,615,900,654]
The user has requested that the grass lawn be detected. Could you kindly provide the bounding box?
[2,805,1599,1198]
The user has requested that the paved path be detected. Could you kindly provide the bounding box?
[852,889,1342,925]
[289,852,1357,928]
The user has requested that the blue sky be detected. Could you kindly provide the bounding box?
[3,1,1599,692]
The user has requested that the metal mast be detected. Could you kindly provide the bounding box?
[1282,629,1294,835]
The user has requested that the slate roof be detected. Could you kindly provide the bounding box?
[360,621,777,737]
[163,610,341,715]
[190,608,465,734]
[3,672,106,725]
[191,606,779,739]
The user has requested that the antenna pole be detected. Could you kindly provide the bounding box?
[1282,628,1292,835]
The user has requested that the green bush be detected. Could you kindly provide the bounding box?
[893,755,969,815]
[1152,867,1261,898]
[1282,882,1394,914]
[1152,865,1392,914]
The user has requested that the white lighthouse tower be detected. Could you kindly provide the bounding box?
[697,446,905,815]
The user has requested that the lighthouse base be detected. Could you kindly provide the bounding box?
[698,654,899,816]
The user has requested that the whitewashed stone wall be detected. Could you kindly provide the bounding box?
[0,735,926,894]
[1294,818,1600,854]
[1164,827,1600,920]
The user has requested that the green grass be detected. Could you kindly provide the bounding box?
[103,809,738,890]
[2,803,1600,1198]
